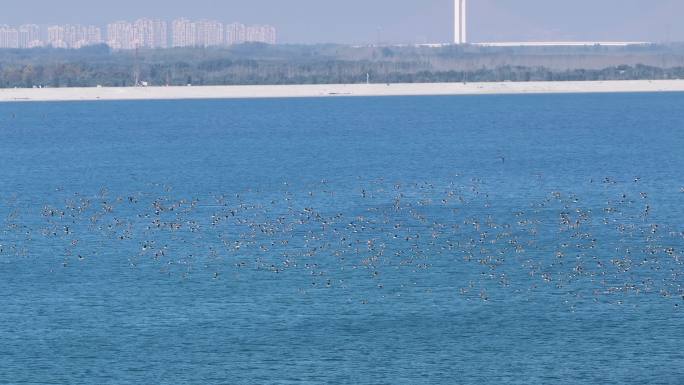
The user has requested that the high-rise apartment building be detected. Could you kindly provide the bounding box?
[47,24,101,48]
[107,21,135,49]
[108,19,168,49]
[86,25,103,46]
[173,19,275,48]
[226,23,246,45]
[65,24,102,48]
[47,25,66,48]
[133,19,168,48]
[64,25,82,48]
[0,18,276,50]
[263,25,277,44]
[172,18,197,47]
[227,23,276,45]
[245,25,276,44]
[0,25,20,49]
[18,24,41,48]
[196,20,224,47]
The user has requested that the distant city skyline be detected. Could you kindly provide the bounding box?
[0,0,683,44]
[0,19,276,49]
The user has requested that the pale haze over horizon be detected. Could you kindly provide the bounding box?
[2,0,682,44]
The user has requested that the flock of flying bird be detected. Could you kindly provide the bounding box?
[1,176,683,309]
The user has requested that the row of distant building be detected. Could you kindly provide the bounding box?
[0,19,277,50]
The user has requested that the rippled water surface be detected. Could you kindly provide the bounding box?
[1,93,683,384]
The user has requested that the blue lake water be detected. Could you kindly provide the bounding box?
[0,93,683,384]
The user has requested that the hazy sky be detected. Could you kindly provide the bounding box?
[2,0,682,44]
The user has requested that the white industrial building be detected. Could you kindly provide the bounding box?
[451,0,648,47]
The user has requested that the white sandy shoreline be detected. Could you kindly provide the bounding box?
[1,80,684,102]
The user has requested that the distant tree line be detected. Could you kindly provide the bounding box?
[1,43,684,88]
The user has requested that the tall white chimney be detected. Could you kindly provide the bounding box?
[454,0,467,44]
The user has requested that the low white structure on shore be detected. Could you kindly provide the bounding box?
[474,41,651,47]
